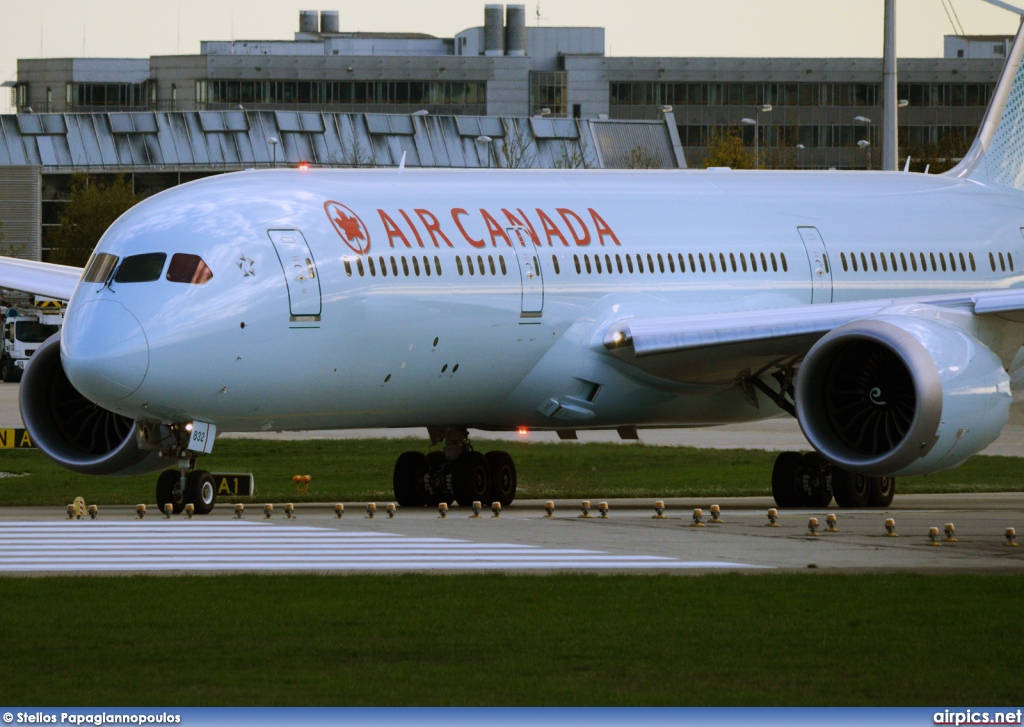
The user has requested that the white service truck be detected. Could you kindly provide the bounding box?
[1,294,64,383]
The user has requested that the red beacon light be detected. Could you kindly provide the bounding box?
[517,426,529,436]
[298,161,310,171]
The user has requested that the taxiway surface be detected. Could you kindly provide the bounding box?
[2,494,1022,574]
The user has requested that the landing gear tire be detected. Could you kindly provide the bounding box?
[485,451,517,506]
[831,468,871,508]
[423,451,451,506]
[187,470,217,514]
[800,452,834,508]
[453,451,490,507]
[393,451,427,507]
[867,475,896,508]
[155,469,186,514]
[771,451,805,508]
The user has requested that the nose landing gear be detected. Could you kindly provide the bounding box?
[392,427,518,508]
[155,466,217,515]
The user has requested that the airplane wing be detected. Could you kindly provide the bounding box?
[0,256,82,301]
[602,289,1024,385]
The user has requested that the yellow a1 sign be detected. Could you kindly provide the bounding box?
[213,473,254,497]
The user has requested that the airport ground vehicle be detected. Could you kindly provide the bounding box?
[0,294,63,383]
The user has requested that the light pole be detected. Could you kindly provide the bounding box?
[268,136,278,169]
[796,143,805,169]
[741,104,772,168]
[476,135,493,168]
[855,116,872,170]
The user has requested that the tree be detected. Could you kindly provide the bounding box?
[625,145,663,169]
[701,129,754,169]
[902,133,971,175]
[48,174,141,267]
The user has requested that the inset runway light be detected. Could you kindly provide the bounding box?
[438,502,448,518]
[87,505,98,520]
[807,517,820,536]
[334,504,345,519]
[471,501,482,518]
[491,502,501,518]
[66,504,75,520]
[709,504,722,523]
[163,503,173,519]
[544,501,555,518]
[136,504,146,519]
[235,504,245,519]
[387,503,397,518]
[766,508,779,527]
[826,513,839,532]
[653,501,667,519]
[598,502,609,519]
[366,503,377,519]
[885,518,898,537]
[579,501,592,519]
[928,527,941,546]
[691,508,705,527]
[1005,527,1018,547]
[264,504,274,519]
[185,503,195,519]
[285,503,295,519]
[944,523,958,542]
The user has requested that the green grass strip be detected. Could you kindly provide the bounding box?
[1,573,1020,706]
[1,438,1022,507]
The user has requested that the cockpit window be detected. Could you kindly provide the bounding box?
[114,253,167,283]
[82,253,119,284]
[166,254,214,285]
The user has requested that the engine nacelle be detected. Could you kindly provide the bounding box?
[20,334,165,476]
[795,311,1011,477]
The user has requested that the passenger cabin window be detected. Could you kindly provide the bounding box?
[166,253,213,285]
[83,253,119,284]
[114,253,167,283]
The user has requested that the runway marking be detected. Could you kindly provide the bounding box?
[0,521,761,572]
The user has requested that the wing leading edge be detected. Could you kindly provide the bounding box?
[602,289,1024,385]
[0,256,82,301]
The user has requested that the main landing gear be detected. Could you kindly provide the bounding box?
[770,451,895,509]
[393,427,517,508]
[156,467,217,515]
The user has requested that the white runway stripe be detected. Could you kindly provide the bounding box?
[0,521,762,572]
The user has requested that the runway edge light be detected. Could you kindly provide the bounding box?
[578,501,591,518]
[87,504,98,520]
[691,508,705,527]
[264,503,274,519]
[928,527,942,546]
[285,503,295,519]
[944,523,957,542]
[387,503,397,518]
[491,502,501,518]
[1005,527,1018,546]
[235,503,245,519]
[544,501,555,518]
[366,502,376,518]
[470,501,482,518]
[885,518,899,537]
[807,517,820,536]
[653,501,666,519]
[334,503,345,519]
[709,504,722,523]
[136,504,146,519]
[438,502,448,518]
[163,503,173,519]
[185,503,195,519]
[826,513,839,532]
[766,508,779,527]
[598,502,609,519]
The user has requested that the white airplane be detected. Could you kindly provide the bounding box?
[6,29,1024,516]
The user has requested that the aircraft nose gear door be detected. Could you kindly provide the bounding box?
[514,249,544,318]
[268,229,322,319]
[797,226,833,304]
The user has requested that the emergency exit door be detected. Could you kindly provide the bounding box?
[267,229,322,318]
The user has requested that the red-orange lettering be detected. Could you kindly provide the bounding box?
[589,208,621,246]
[480,209,512,247]
[415,209,454,248]
[502,209,539,246]
[536,209,569,247]
[378,210,410,248]
[452,209,486,249]
[557,209,591,246]
[398,210,425,247]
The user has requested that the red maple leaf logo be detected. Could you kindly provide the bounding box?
[333,211,364,242]
[324,200,370,254]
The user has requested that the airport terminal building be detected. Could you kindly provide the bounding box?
[0,4,1013,260]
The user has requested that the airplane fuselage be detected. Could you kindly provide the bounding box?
[62,168,1024,434]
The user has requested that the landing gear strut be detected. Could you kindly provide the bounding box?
[770,450,895,508]
[392,427,518,507]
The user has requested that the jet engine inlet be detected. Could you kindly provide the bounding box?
[20,334,164,476]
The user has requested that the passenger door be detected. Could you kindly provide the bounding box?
[507,226,544,318]
[267,229,322,318]
[797,226,833,304]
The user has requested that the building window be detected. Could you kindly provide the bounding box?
[530,71,567,117]
[67,81,155,110]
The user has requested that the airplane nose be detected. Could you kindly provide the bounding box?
[61,299,149,402]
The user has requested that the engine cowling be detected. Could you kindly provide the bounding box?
[20,334,165,476]
[795,311,1011,477]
